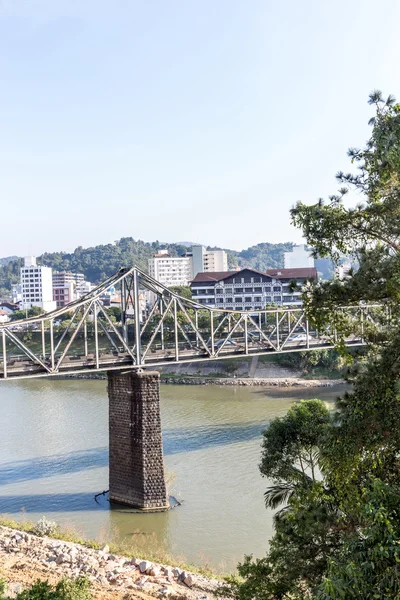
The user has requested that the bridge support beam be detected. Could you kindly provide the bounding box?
[108,370,169,511]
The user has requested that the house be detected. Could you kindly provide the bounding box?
[0,302,19,315]
[190,267,317,311]
[0,309,10,323]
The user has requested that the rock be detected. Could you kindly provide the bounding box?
[56,553,69,564]
[159,587,172,597]
[130,557,140,566]
[139,560,153,573]
[148,566,161,576]
[101,544,110,553]
[183,574,194,587]
[172,567,182,578]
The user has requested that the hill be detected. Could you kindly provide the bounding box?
[0,238,318,296]
[0,256,19,266]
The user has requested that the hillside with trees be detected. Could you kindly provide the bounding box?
[0,240,300,296]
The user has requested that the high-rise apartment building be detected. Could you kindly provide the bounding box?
[148,246,229,287]
[52,271,85,307]
[284,244,315,269]
[191,245,228,277]
[148,250,193,287]
[21,257,57,312]
[52,271,84,287]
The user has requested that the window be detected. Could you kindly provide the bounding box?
[254,287,262,292]
[216,289,223,294]
[235,287,244,293]
[245,297,252,302]
[274,295,281,301]
[217,298,224,303]
[235,297,242,303]
[255,296,261,302]
[273,286,281,292]
[265,296,272,303]
[226,297,233,303]
[225,288,232,294]
[265,286,271,292]
[254,277,261,283]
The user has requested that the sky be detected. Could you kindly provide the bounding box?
[1,0,400,257]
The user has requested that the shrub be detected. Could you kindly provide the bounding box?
[33,517,58,537]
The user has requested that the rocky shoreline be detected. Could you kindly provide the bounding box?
[161,376,345,387]
[60,373,344,387]
[0,525,221,599]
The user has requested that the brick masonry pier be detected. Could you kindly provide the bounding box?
[108,370,169,511]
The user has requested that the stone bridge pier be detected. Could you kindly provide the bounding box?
[107,370,169,511]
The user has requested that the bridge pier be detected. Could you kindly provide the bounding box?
[108,370,169,511]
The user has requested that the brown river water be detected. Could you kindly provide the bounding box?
[0,379,343,571]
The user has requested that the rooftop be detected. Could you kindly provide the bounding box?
[191,267,318,283]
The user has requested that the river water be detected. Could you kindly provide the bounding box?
[0,379,343,571]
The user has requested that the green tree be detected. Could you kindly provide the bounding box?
[169,285,192,300]
[9,306,46,321]
[225,91,400,600]
[318,480,400,599]
[260,400,330,510]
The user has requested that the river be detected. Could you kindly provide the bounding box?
[0,379,343,571]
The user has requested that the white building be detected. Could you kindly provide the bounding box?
[148,250,193,287]
[284,244,315,269]
[21,257,57,312]
[0,309,10,323]
[191,245,228,277]
[148,246,229,287]
[11,283,22,304]
[335,262,352,280]
[76,280,95,297]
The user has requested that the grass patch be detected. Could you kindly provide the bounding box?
[301,367,343,380]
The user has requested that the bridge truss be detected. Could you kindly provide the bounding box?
[0,267,386,380]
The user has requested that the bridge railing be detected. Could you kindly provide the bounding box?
[0,266,388,380]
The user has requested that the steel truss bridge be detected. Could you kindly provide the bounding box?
[0,267,384,380]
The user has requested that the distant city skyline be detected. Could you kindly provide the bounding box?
[1,0,400,256]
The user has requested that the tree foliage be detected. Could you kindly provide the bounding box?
[222,91,400,599]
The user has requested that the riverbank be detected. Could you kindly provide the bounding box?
[61,372,345,387]
[160,376,345,387]
[0,524,221,600]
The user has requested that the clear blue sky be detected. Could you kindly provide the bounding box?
[1,0,400,256]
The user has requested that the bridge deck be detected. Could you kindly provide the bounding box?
[0,266,380,381]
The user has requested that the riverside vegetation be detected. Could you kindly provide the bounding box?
[218,92,400,599]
